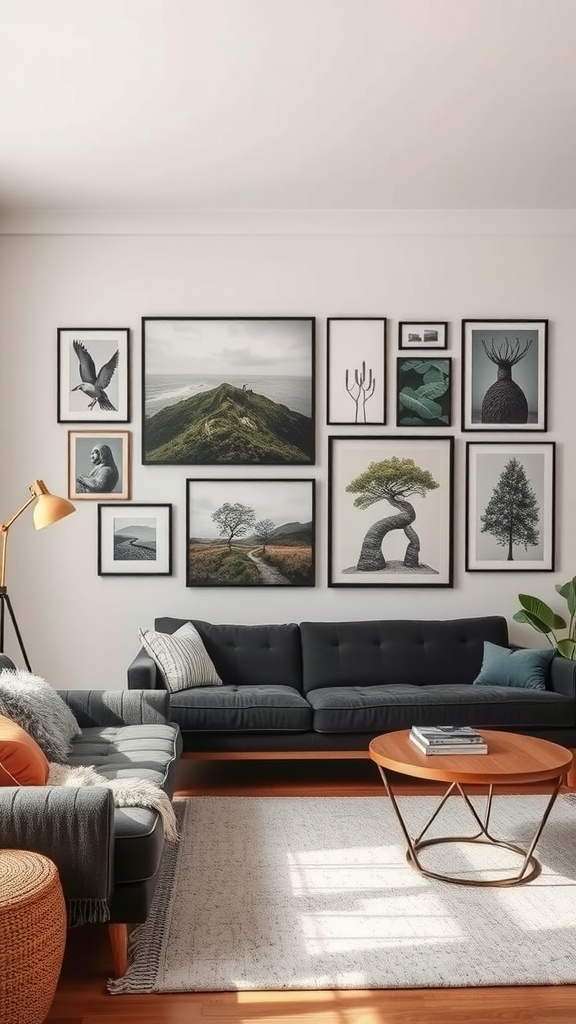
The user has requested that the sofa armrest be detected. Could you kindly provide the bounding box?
[0,787,114,912]
[58,688,171,727]
[127,648,165,690]
[548,656,576,699]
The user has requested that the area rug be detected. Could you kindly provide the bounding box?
[108,793,576,993]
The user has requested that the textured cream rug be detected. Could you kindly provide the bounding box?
[109,793,576,993]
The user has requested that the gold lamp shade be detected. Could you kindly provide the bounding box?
[30,481,75,531]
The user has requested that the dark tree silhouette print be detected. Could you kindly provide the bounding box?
[481,336,532,423]
[480,457,539,561]
[346,457,439,571]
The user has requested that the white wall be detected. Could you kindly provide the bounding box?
[0,214,574,689]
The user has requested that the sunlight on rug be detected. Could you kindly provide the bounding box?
[108,794,576,993]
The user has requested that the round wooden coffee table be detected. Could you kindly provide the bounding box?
[369,729,573,887]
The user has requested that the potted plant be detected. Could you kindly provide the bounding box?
[513,577,576,659]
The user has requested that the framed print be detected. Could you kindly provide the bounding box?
[186,478,315,587]
[142,317,315,465]
[462,319,548,431]
[68,430,130,500]
[326,317,386,424]
[57,328,130,423]
[399,321,448,350]
[396,357,452,427]
[465,441,555,571]
[328,435,454,587]
[98,503,172,576]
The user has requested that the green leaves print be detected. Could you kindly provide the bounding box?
[397,358,451,426]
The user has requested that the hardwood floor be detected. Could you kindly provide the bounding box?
[45,758,576,1024]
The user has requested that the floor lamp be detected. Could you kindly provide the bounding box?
[0,480,75,670]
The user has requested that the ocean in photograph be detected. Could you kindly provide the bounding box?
[145,374,311,418]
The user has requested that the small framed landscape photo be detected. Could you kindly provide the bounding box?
[461,318,548,431]
[141,317,315,465]
[98,503,172,576]
[465,441,555,571]
[186,478,315,587]
[396,357,452,427]
[326,317,386,424]
[328,435,454,587]
[57,328,130,423]
[398,321,448,350]
[68,430,130,500]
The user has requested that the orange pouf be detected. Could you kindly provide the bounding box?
[0,850,66,1024]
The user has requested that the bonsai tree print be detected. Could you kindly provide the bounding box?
[480,457,539,560]
[481,336,532,423]
[345,361,376,423]
[346,456,439,571]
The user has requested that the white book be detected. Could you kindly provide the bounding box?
[411,726,483,745]
[409,735,488,755]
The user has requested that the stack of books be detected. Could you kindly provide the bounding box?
[409,725,488,755]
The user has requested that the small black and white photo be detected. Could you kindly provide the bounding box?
[57,328,130,423]
[465,442,555,571]
[98,503,172,575]
[399,322,448,350]
[68,430,130,500]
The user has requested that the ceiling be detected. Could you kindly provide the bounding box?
[1,0,576,211]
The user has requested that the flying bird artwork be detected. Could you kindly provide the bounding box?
[71,341,119,411]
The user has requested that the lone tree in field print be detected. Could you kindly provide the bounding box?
[346,457,439,571]
[253,518,276,554]
[212,503,256,550]
[480,457,539,560]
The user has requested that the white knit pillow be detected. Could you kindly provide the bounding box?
[138,622,223,693]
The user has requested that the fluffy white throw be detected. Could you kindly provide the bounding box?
[47,763,180,843]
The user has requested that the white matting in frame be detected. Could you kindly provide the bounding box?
[98,503,172,575]
[326,318,386,424]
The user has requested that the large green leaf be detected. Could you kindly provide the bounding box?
[516,594,566,631]
[512,609,553,635]
[556,577,576,616]
[401,361,429,374]
[418,380,448,400]
[398,387,442,420]
[557,638,576,660]
[400,416,425,425]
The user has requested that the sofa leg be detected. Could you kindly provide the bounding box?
[565,750,576,789]
[108,923,129,977]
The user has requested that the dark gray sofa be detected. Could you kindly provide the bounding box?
[127,615,576,754]
[0,653,182,977]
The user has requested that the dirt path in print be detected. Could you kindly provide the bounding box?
[247,548,291,585]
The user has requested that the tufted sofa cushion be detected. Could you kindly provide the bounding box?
[67,724,181,884]
[155,618,303,691]
[300,617,510,693]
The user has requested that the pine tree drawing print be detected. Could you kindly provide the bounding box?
[480,458,539,561]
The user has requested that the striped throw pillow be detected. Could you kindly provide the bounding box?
[138,622,222,693]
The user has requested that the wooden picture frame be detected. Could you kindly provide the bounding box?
[68,430,130,500]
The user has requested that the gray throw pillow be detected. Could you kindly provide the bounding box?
[0,668,81,763]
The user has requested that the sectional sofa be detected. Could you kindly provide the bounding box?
[127,615,576,759]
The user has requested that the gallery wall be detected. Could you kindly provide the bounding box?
[0,212,574,689]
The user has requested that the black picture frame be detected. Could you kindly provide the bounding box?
[57,327,130,423]
[461,319,548,431]
[326,317,387,425]
[186,477,315,587]
[328,435,454,587]
[141,317,316,465]
[398,321,448,350]
[98,503,173,576]
[465,441,555,572]
[396,356,452,427]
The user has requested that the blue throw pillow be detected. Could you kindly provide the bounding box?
[473,642,555,691]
